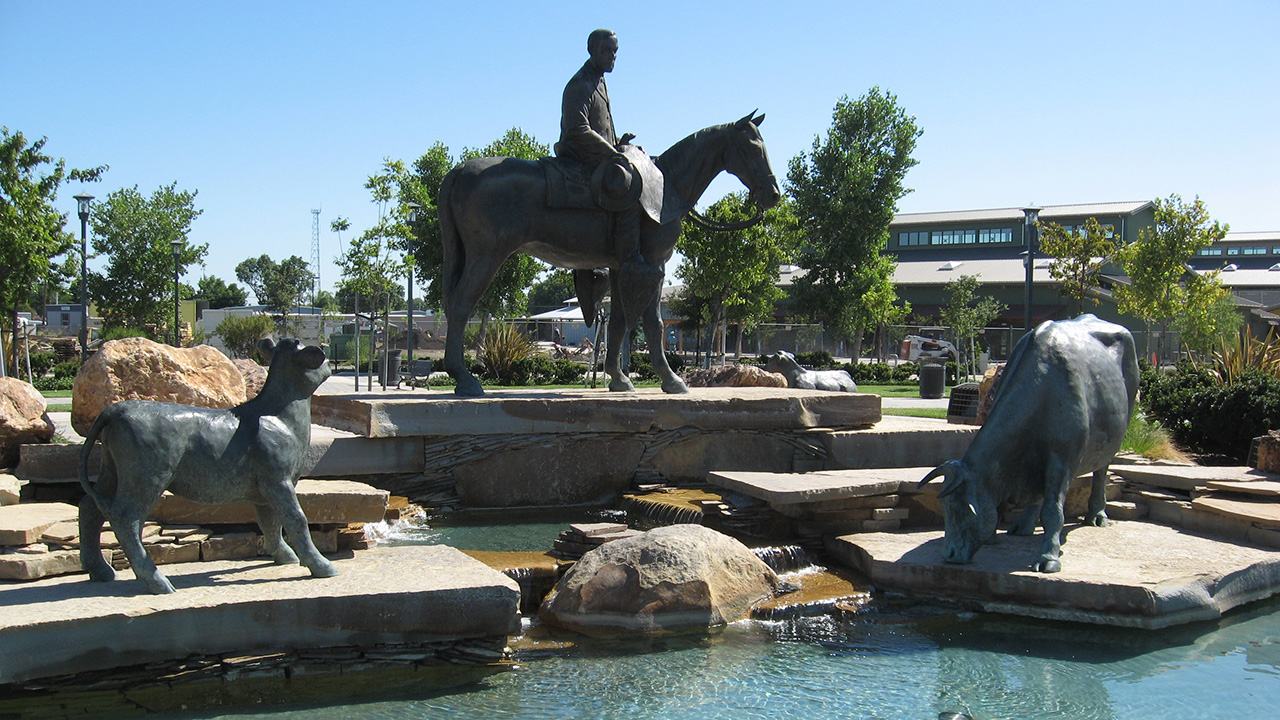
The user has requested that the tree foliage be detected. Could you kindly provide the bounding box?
[1172,272,1239,354]
[88,182,205,334]
[786,88,920,355]
[0,128,105,366]
[1115,194,1228,328]
[194,274,248,309]
[528,268,576,313]
[407,128,548,318]
[940,274,1006,377]
[214,314,276,359]
[1038,217,1119,315]
[676,192,798,359]
[235,254,313,329]
[336,159,417,317]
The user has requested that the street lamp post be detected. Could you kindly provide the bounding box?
[405,202,421,369]
[171,239,183,347]
[74,193,93,364]
[1022,205,1041,336]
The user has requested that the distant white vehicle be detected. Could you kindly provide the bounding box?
[900,334,959,362]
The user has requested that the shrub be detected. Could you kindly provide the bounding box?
[33,376,76,392]
[215,315,276,359]
[29,351,57,378]
[793,350,837,369]
[52,361,81,380]
[480,323,534,384]
[630,351,686,381]
[1143,366,1280,460]
[1122,411,1191,462]
[101,326,150,342]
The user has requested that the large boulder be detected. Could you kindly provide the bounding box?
[539,524,778,633]
[232,358,268,400]
[71,338,247,435]
[0,378,55,469]
[683,364,786,388]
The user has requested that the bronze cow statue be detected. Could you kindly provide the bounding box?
[919,315,1139,573]
[78,338,336,594]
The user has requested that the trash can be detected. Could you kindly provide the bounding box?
[919,358,945,399]
[379,349,403,388]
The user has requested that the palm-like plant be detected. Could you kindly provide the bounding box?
[1211,327,1280,384]
[480,322,534,383]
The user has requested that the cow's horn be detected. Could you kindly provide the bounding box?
[917,464,949,491]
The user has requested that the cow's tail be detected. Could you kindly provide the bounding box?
[78,407,116,515]
[438,166,465,308]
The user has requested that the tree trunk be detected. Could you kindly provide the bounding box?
[735,323,744,359]
[848,327,864,362]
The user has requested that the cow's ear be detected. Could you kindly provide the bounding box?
[295,345,327,370]
[257,338,276,363]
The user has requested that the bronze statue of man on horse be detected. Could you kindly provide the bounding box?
[439,28,781,396]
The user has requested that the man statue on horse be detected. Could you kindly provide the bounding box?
[556,28,663,278]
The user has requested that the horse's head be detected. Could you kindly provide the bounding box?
[725,111,781,211]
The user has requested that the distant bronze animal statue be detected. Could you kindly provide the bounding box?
[765,350,857,392]
[918,315,1138,573]
[438,112,781,396]
[78,338,336,594]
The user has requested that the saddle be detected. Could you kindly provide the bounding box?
[541,145,687,225]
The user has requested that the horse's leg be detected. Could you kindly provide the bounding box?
[444,254,506,397]
[605,284,634,392]
[642,301,687,394]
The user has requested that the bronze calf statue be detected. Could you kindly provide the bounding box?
[78,338,336,594]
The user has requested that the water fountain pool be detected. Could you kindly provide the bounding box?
[182,513,1280,720]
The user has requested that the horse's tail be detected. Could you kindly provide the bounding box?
[438,167,465,306]
[79,405,116,515]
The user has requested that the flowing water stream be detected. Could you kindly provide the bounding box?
[177,511,1280,720]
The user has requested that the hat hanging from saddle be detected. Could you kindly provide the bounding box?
[591,153,643,212]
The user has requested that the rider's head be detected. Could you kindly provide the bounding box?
[587,29,618,73]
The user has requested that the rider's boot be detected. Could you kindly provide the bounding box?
[615,207,663,276]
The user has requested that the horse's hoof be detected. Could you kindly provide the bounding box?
[273,549,300,565]
[662,379,690,394]
[87,565,116,583]
[144,575,177,594]
[1086,512,1109,528]
[608,378,635,392]
[454,377,484,397]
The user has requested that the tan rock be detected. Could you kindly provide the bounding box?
[1255,433,1280,473]
[975,363,1004,425]
[683,364,787,388]
[0,377,55,469]
[148,479,389,525]
[71,337,247,435]
[200,532,263,561]
[1,473,24,505]
[232,358,269,400]
[146,542,201,565]
[539,525,778,633]
[0,548,111,581]
[0,502,79,545]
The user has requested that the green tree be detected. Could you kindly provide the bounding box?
[235,254,314,331]
[1114,194,1229,355]
[676,192,798,361]
[195,274,248,309]
[0,128,106,369]
[528,268,576,313]
[786,88,921,358]
[1172,272,1239,355]
[1038,217,1120,316]
[407,128,547,322]
[213,314,276,359]
[940,274,1006,378]
[88,182,205,336]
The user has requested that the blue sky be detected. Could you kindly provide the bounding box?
[5,1,1277,302]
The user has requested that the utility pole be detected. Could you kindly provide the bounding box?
[310,209,321,307]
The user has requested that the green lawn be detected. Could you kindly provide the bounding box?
[46,403,73,413]
[41,390,73,398]
[858,383,951,399]
[882,407,948,419]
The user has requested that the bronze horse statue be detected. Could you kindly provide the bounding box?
[439,111,781,396]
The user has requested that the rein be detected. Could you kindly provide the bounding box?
[686,206,766,232]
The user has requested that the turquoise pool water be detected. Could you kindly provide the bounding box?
[194,515,1280,720]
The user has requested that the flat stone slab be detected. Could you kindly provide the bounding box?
[312,387,881,438]
[707,466,933,505]
[827,521,1280,629]
[1205,479,1280,497]
[1,474,23,505]
[1193,495,1280,528]
[1110,464,1277,493]
[0,503,78,546]
[147,479,389,525]
[0,544,520,685]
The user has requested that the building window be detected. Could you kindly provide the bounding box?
[1227,247,1240,256]
[1061,223,1116,239]
[898,231,930,246]
[1242,246,1268,255]
[978,227,1012,244]
[1198,248,1223,256]
[932,229,978,245]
